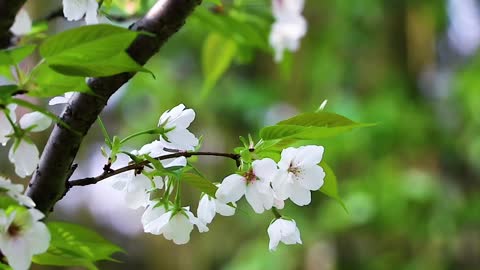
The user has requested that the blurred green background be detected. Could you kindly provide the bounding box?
[6,0,480,269]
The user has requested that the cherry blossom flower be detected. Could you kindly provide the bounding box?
[48,92,74,106]
[269,0,307,62]
[108,170,160,209]
[10,9,32,36]
[138,140,187,168]
[62,0,99,25]
[197,192,236,225]
[215,158,278,213]
[142,205,208,245]
[0,105,16,146]
[9,112,52,178]
[0,177,35,207]
[0,208,50,270]
[272,145,325,206]
[267,218,302,251]
[157,104,198,151]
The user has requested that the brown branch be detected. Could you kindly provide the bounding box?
[0,0,27,48]
[68,151,241,187]
[26,0,203,214]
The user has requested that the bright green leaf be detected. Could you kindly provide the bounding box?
[182,173,218,197]
[25,62,90,97]
[201,32,237,98]
[33,221,124,269]
[48,52,150,77]
[320,162,347,212]
[0,45,36,66]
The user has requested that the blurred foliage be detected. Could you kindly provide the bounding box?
[17,0,480,269]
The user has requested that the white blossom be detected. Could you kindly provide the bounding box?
[269,0,307,62]
[108,170,155,209]
[48,92,74,106]
[157,104,198,151]
[0,208,50,270]
[138,140,187,168]
[267,218,302,251]
[215,158,278,214]
[10,9,32,36]
[8,140,39,178]
[8,112,52,178]
[197,192,236,225]
[0,105,17,146]
[19,112,52,132]
[272,145,325,206]
[142,205,208,245]
[62,0,99,25]
[0,177,35,207]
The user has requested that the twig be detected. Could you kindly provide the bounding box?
[69,151,241,186]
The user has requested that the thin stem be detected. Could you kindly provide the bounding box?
[119,128,162,144]
[97,116,112,146]
[69,151,241,187]
[272,207,282,219]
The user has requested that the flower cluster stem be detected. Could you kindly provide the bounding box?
[68,151,241,187]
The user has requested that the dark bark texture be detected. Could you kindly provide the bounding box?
[0,0,27,48]
[26,0,202,214]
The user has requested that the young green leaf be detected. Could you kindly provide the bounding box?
[36,222,124,266]
[0,45,36,66]
[201,32,237,98]
[25,63,90,97]
[320,162,347,212]
[260,112,373,140]
[182,173,218,197]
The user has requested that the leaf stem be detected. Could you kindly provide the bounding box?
[119,128,163,144]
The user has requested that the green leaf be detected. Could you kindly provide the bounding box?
[25,62,90,97]
[39,24,150,77]
[320,162,347,212]
[40,25,136,61]
[201,32,237,98]
[0,85,19,101]
[260,112,372,140]
[0,45,36,66]
[182,173,218,197]
[48,52,150,77]
[33,221,124,269]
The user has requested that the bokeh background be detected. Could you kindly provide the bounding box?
[1,0,479,269]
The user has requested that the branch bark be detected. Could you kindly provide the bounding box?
[0,0,26,48]
[27,0,203,214]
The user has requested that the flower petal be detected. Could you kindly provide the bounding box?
[245,182,274,213]
[267,220,282,251]
[215,174,246,203]
[271,171,292,200]
[143,209,171,235]
[10,9,32,36]
[9,140,39,178]
[63,0,88,21]
[197,195,216,224]
[163,213,194,244]
[214,200,236,216]
[19,112,52,132]
[289,184,311,206]
[252,158,278,183]
[278,147,297,170]
[163,128,198,151]
[25,222,50,254]
[85,0,99,25]
[293,145,324,167]
[297,165,325,191]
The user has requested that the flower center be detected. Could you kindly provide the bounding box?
[288,163,302,177]
[7,223,22,237]
[244,169,257,184]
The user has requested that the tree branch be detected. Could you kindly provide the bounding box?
[27,0,203,214]
[0,0,26,48]
[68,151,241,187]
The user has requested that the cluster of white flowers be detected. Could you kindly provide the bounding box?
[105,104,325,251]
[0,106,52,178]
[269,0,307,62]
[0,177,50,270]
